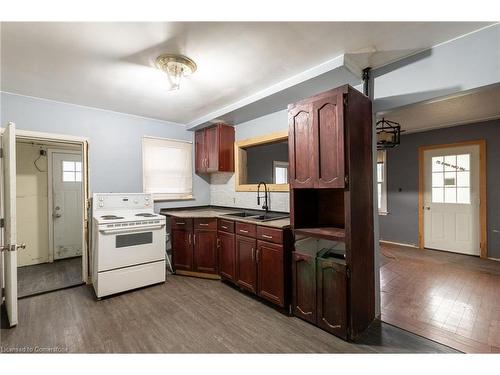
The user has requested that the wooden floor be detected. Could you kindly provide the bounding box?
[1,275,456,353]
[17,257,82,298]
[380,243,500,353]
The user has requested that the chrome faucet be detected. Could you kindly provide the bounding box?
[257,182,269,213]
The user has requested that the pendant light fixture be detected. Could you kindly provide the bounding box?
[156,54,197,91]
[376,118,403,150]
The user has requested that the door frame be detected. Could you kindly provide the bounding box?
[418,139,487,258]
[47,148,84,263]
[1,128,91,282]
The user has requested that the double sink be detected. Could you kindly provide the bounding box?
[222,210,289,222]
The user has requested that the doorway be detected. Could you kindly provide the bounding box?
[16,140,85,297]
[418,140,487,257]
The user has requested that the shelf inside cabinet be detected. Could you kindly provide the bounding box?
[294,227,345,242]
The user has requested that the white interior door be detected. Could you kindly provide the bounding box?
[423,144,480,255]
[51,151,83,260]
[1,123,19,327]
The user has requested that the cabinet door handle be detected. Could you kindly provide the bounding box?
[199,223,209,227]
[251,247,255,263]
[256,248,260,264]
[239,229,249,233]
[321,318,341,329]
[261,234,273,239]
[193,234,196,245]
[221,225,228,229]
[177,222,186,225]
[217,238,221,248]
[188,233,192,245]
[296,306,312,316]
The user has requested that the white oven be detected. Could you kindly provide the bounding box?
[92,193,166,298]
[97,222,165,271]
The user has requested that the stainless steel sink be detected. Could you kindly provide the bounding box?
[222,211,289,222]
[223,211,262,218]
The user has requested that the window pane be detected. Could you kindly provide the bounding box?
[432,172,444,187]
[444,171,456,186]
[432,156,443,172]
[75,172,82,182]
[274,167,287,184]
[378,182,382,208]
[63,171,75,182]
[457,171,470,187]
[63,161,75,172]
[75,162,82,172]
[457,188,470,204]
[377,163,384,182]
[444,155,456,172]
[444,187,456,203]
[456,154,470,171]
[432,188,444,203]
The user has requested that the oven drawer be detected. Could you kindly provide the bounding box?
[235,222,256,237]
[218,219,235,233]
[171,217,193,230]
[256,226,283,244]
[194,218,217,230]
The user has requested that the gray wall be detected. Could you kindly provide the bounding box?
[379,119,500,258]
[246,141,288,184]
[0,92,210,211]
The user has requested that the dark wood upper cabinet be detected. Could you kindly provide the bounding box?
[195,123,235,174]
[292,251,316,324]
[288,104,315,188]
[193,229,218,274]
[235,235,257,293]
[257,240,284,307]
[288,87,346,189]
[314,93,345,188]
[172,229,193,272]
[218,230,236,281]
[316,258,347,340]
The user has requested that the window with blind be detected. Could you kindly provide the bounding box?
[377,150,388,214]
[142,136,193,201]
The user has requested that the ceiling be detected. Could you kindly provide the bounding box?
[0,22,492,125]
[377,83,500,133]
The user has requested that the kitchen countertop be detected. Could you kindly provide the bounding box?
[160,207,291,229]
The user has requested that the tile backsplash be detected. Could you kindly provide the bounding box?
[210,172,290,212]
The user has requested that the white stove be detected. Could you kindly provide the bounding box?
[91,193,166,298]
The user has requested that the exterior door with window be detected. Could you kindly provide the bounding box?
[423,145,480,255]
[52,152,83,260]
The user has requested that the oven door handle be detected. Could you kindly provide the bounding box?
[99,224,165,234]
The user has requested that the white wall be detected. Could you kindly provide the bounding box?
[210,110,290,212]
[1,92,211,212]
[16,142,49,267]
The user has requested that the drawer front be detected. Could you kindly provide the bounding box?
[235,222,257,237]
[171,217,193,230]
[194,218,217,230]
[256,226,283,244]
[218,219,235,233]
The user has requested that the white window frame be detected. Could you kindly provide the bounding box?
[377,150,388,215]
[142,136,193,201]
[272,160,289,184]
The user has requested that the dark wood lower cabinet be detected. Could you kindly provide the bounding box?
[257,241,284,307]
[316,258,347,340]
[172,229,193,271]
[292,251,316,324]
[218,231,236,281]
[194,230,218,274]
[235,235,257,293]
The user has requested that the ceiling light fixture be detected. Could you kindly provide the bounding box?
[156,54,197,91]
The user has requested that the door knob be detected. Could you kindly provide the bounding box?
[425,206,431,210]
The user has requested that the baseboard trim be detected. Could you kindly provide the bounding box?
[380,240,418,248]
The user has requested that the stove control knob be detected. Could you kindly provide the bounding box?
[99,203,104,208]
[145,196,150,201]
[99,197,104,202]
[145,202,150,206]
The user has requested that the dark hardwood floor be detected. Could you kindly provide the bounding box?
[380,243,500,353]
[17,257,83,298]
[1,275,456,353]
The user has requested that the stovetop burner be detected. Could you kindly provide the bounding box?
[100,215,124,220]
[135,213,157,217]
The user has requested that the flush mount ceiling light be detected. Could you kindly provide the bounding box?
[156,54,197,91]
